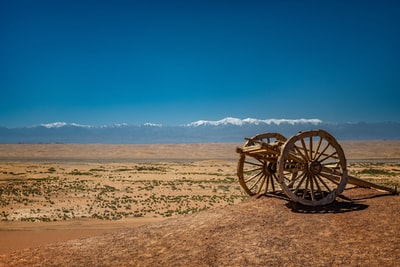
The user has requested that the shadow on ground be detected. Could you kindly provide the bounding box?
[260,187,399,214]
[285,200,369,214]
[260,191,369,214]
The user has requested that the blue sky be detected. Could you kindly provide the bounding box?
[1,0,399,127]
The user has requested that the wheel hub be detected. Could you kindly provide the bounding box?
[264,162,277,175]
[309,160,322,175]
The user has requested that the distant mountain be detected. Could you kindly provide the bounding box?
[0,118,399,144]
[186,117,323,127]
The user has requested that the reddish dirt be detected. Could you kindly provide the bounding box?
[0,187,399,266]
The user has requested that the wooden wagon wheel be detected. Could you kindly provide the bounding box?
[277,130,348,206]
[237,133,286,196]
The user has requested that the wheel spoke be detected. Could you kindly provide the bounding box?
[312,174,324,197]
[287,170,306,187]
[319,151,339,163]
[243,166,262,174]
[294,144,308,162]
[293,172,307,195]
[315,174,333,192]
[265,174,270,192]
[321,165,343,176]
[255,174,266,194]
[244,160,263,167]
[248,173,265,191]
[315,141,330,161]
[300,138,311,161]
[322,161,341,172]
[244,169,263,183]
[313,136,323,161]
[318,171,341,185]
[271,173,278,191]
[302,176,310,198]
[309,174,315,201]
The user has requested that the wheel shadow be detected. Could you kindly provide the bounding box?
[285,200,369,214]
[259,191,369,214]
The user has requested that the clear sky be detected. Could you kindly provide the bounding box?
[1,0,399,127]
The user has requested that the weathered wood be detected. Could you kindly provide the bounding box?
[277,130,348,206]
[236,130,398,205]
[236,133,286,196]
[324,167,397,194]
[347,174,398,194]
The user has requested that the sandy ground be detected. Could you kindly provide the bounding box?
[1,140,399,161]
[0,143,246,254]
[0,141,399,265]
[0,143,240,162]
[0,218,161,254]
[0,188,399,266]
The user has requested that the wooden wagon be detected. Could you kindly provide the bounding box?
[236,130,397,206]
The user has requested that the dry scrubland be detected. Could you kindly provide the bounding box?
[0,141,399,265]
[0,160,245,222]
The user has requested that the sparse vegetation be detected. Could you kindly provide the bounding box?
[0,160,247,222]
[356,168,396,176]
[1,159,398,222]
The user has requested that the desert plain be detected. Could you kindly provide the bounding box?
[0,141,399,266]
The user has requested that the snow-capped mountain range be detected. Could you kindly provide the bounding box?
[38,117,323,129]
[186,117,322,127]
[0,117,399,143]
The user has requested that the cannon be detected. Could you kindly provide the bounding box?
[236,130,397,206]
